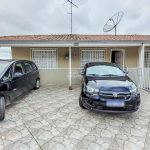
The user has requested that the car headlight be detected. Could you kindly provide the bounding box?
[130,84,137,94]
[86,86,99,94]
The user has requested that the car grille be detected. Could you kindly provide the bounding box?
[99,91,131,100]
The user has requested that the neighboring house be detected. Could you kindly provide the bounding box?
[0,34,150,90]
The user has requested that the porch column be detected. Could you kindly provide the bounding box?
[139,44,145,88]
[69,46,72,90]
[140,44,145,68]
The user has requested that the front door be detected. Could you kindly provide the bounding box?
[115,52,123,69]
[111,51,123,69]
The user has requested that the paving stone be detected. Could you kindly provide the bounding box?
[124,141,143,150]
[144,144,150,150]
[0,136,4,150]
[32,124,60,146]
[4,134,40,150]
[0,85,150,150]
[1,125,30,147]
[24,117,49,133]
[88,142,105,150]
[41,136,75,150]
[0,115,23,134]
[131,128,146,137]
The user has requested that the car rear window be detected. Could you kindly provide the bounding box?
[0,61,10,75]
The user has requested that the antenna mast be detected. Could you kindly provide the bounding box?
[68,0,78,34]
[63,0,87,34]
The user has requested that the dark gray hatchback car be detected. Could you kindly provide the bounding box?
[0,59,40,121]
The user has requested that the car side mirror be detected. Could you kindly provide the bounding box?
[124,71,129,75]
[13,72,23,79]
[78,69,84,75]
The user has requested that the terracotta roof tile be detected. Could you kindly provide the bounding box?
[0,34,150,41]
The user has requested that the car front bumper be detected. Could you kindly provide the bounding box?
[81,93,141,113]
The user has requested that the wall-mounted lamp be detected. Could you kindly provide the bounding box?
[65,53,69,60]
[65,51,76,59]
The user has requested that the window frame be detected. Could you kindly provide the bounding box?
[81,48,106,68]
[31,48,57,69]
[144,49,150,68]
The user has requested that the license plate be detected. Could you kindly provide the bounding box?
[106,100,125,107]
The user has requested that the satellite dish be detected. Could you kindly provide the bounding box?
[103,11,124,36]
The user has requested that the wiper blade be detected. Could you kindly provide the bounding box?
[101,74,118,76]
[87,74,100,76]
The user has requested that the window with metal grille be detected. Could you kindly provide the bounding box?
[144,49,150,68]
[81,48,105,68]
[31,48,57,69]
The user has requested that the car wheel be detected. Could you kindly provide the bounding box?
[0,96,5,121]
[34,79,40,90]
[79,94,86,109]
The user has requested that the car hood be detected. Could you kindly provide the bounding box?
[86,76,134,91]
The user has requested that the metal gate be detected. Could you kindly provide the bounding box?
[127,67,150,91]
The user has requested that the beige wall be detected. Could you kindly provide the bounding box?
[39,69,81,85]
[11,47,81,68]
[106,47,138,68]
[11,46,139,85]
[57,47,81,68]
[12,47,30,60]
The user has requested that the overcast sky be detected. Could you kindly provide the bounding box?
[0,0,150,57]
[0,0,149,36]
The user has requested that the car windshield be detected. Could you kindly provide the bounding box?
[86,65,125,76]
[0,61,10,76]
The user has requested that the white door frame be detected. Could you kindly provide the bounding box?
[110,49,125,69]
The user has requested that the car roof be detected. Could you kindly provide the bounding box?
[85,62,118,67]
[0,59,15,61]
[0,59,34,64]
[0,59,17,66]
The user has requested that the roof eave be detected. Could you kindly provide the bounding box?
[0,39,150,47]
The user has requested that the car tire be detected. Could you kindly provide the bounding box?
[34,79,40,90]
[79,94,86,109]
[0,96,5,121]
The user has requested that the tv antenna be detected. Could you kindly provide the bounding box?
[63,0,87,34]
[103,11,124,36]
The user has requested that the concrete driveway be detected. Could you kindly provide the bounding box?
[0,85,150,150]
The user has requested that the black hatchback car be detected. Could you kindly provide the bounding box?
[79,62,140,113]
[0,59,40,121]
